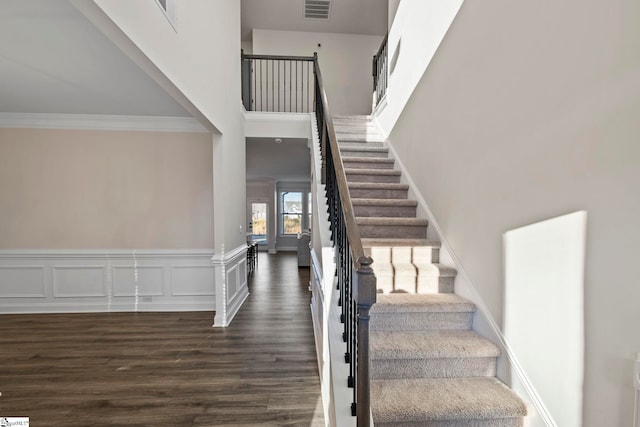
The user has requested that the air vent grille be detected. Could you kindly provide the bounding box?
[304,0,331,19]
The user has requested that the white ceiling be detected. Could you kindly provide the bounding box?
[241,0,388,42]
[0,0,189,116]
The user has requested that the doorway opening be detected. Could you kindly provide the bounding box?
[249,202,268,247]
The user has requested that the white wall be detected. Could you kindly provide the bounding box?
[384,0,640,425]
[374,0,464,137]
[252,29,383,115]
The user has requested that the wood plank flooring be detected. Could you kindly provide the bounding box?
[0,252,324,426]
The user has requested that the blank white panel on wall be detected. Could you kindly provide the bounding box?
[112,266,164,297]
[171,266,214,296]
[504,211,587,427]
[0,266,46,298]
[53,266,105,297]
[227,265,238,298]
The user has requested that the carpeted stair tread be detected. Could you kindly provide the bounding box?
[349,182,409,190]
[333,125,379,135]
[342,157,395,169]
[371,377,528,423]
[357,217,428,227]
[340,146,389,157]
[372,293,474,313]
[337,134,385,143]
[371,330,500,359]
[346,168,401,176]
[332,114,372,121]
[339,141,385,149]
[346,169,401,184]
[352,198,416,206]
[362,238,441,248]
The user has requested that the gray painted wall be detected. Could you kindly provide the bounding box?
[386,0,640,425]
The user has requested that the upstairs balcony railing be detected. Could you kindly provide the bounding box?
[373,33,388,107]
[241,51,377,426]
[241,51,315,113]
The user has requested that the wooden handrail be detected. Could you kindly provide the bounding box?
[241,49,376,425]
[312,52,377,427]
[242,52,314,62]
[313,53,367,263]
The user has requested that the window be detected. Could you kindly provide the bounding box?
[282,191,303,235]
[155,0,177,29]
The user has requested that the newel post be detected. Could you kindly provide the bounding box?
[354,255,377,426]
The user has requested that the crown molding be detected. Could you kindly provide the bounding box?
[0,113,209,133]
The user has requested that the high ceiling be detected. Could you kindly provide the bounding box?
[0,0,387,182]
[0,0,189,116]
[241,0,388,42]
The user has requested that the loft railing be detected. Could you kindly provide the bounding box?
[313,53,377,426]
[241,51,315,113]
[373,33,388,107]
[240,50,377,425]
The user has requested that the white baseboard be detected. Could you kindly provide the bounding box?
[385,140,552,426]
[0,249,216,314]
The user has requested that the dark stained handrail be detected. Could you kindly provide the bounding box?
[241,49,376,426]
[313,52,377,426]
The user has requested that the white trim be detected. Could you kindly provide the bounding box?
[0,113,208,133]
[0,249,214,260]
[243,111,312,122]
[386,139,553,426]
[0,249,216,314]
[211,244,247,265]
[211,243,250,328]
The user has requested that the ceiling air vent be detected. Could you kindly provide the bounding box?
[304,0,331,20]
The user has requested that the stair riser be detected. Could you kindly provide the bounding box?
[346,173,401,184]
[341,149,389,158]
[334,126,379,134]
[354,204,416,217]
[359,224,427,239]
[370,312,472,331]
[343,160,395,170]
[365,246,440,263]
[339,142,385,149]
[349,188,408,199]
[371,357,497,380]
[374,419,524,427]
[418,276,455,293]
[337,135,385,143]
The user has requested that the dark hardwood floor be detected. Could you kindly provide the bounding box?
[0,252,324,426]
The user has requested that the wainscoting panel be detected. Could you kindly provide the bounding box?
[53,266,106,298]
[212,244,249,327]
[0,266,46,298]
[111,266,164,297]
[0,250,215,313]
[171,266,215,296]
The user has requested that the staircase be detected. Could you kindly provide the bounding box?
[332,115,528,426]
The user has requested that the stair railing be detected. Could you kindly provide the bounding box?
[313,52,377,426]
[241,50,315,113]
[373,33,388,107]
